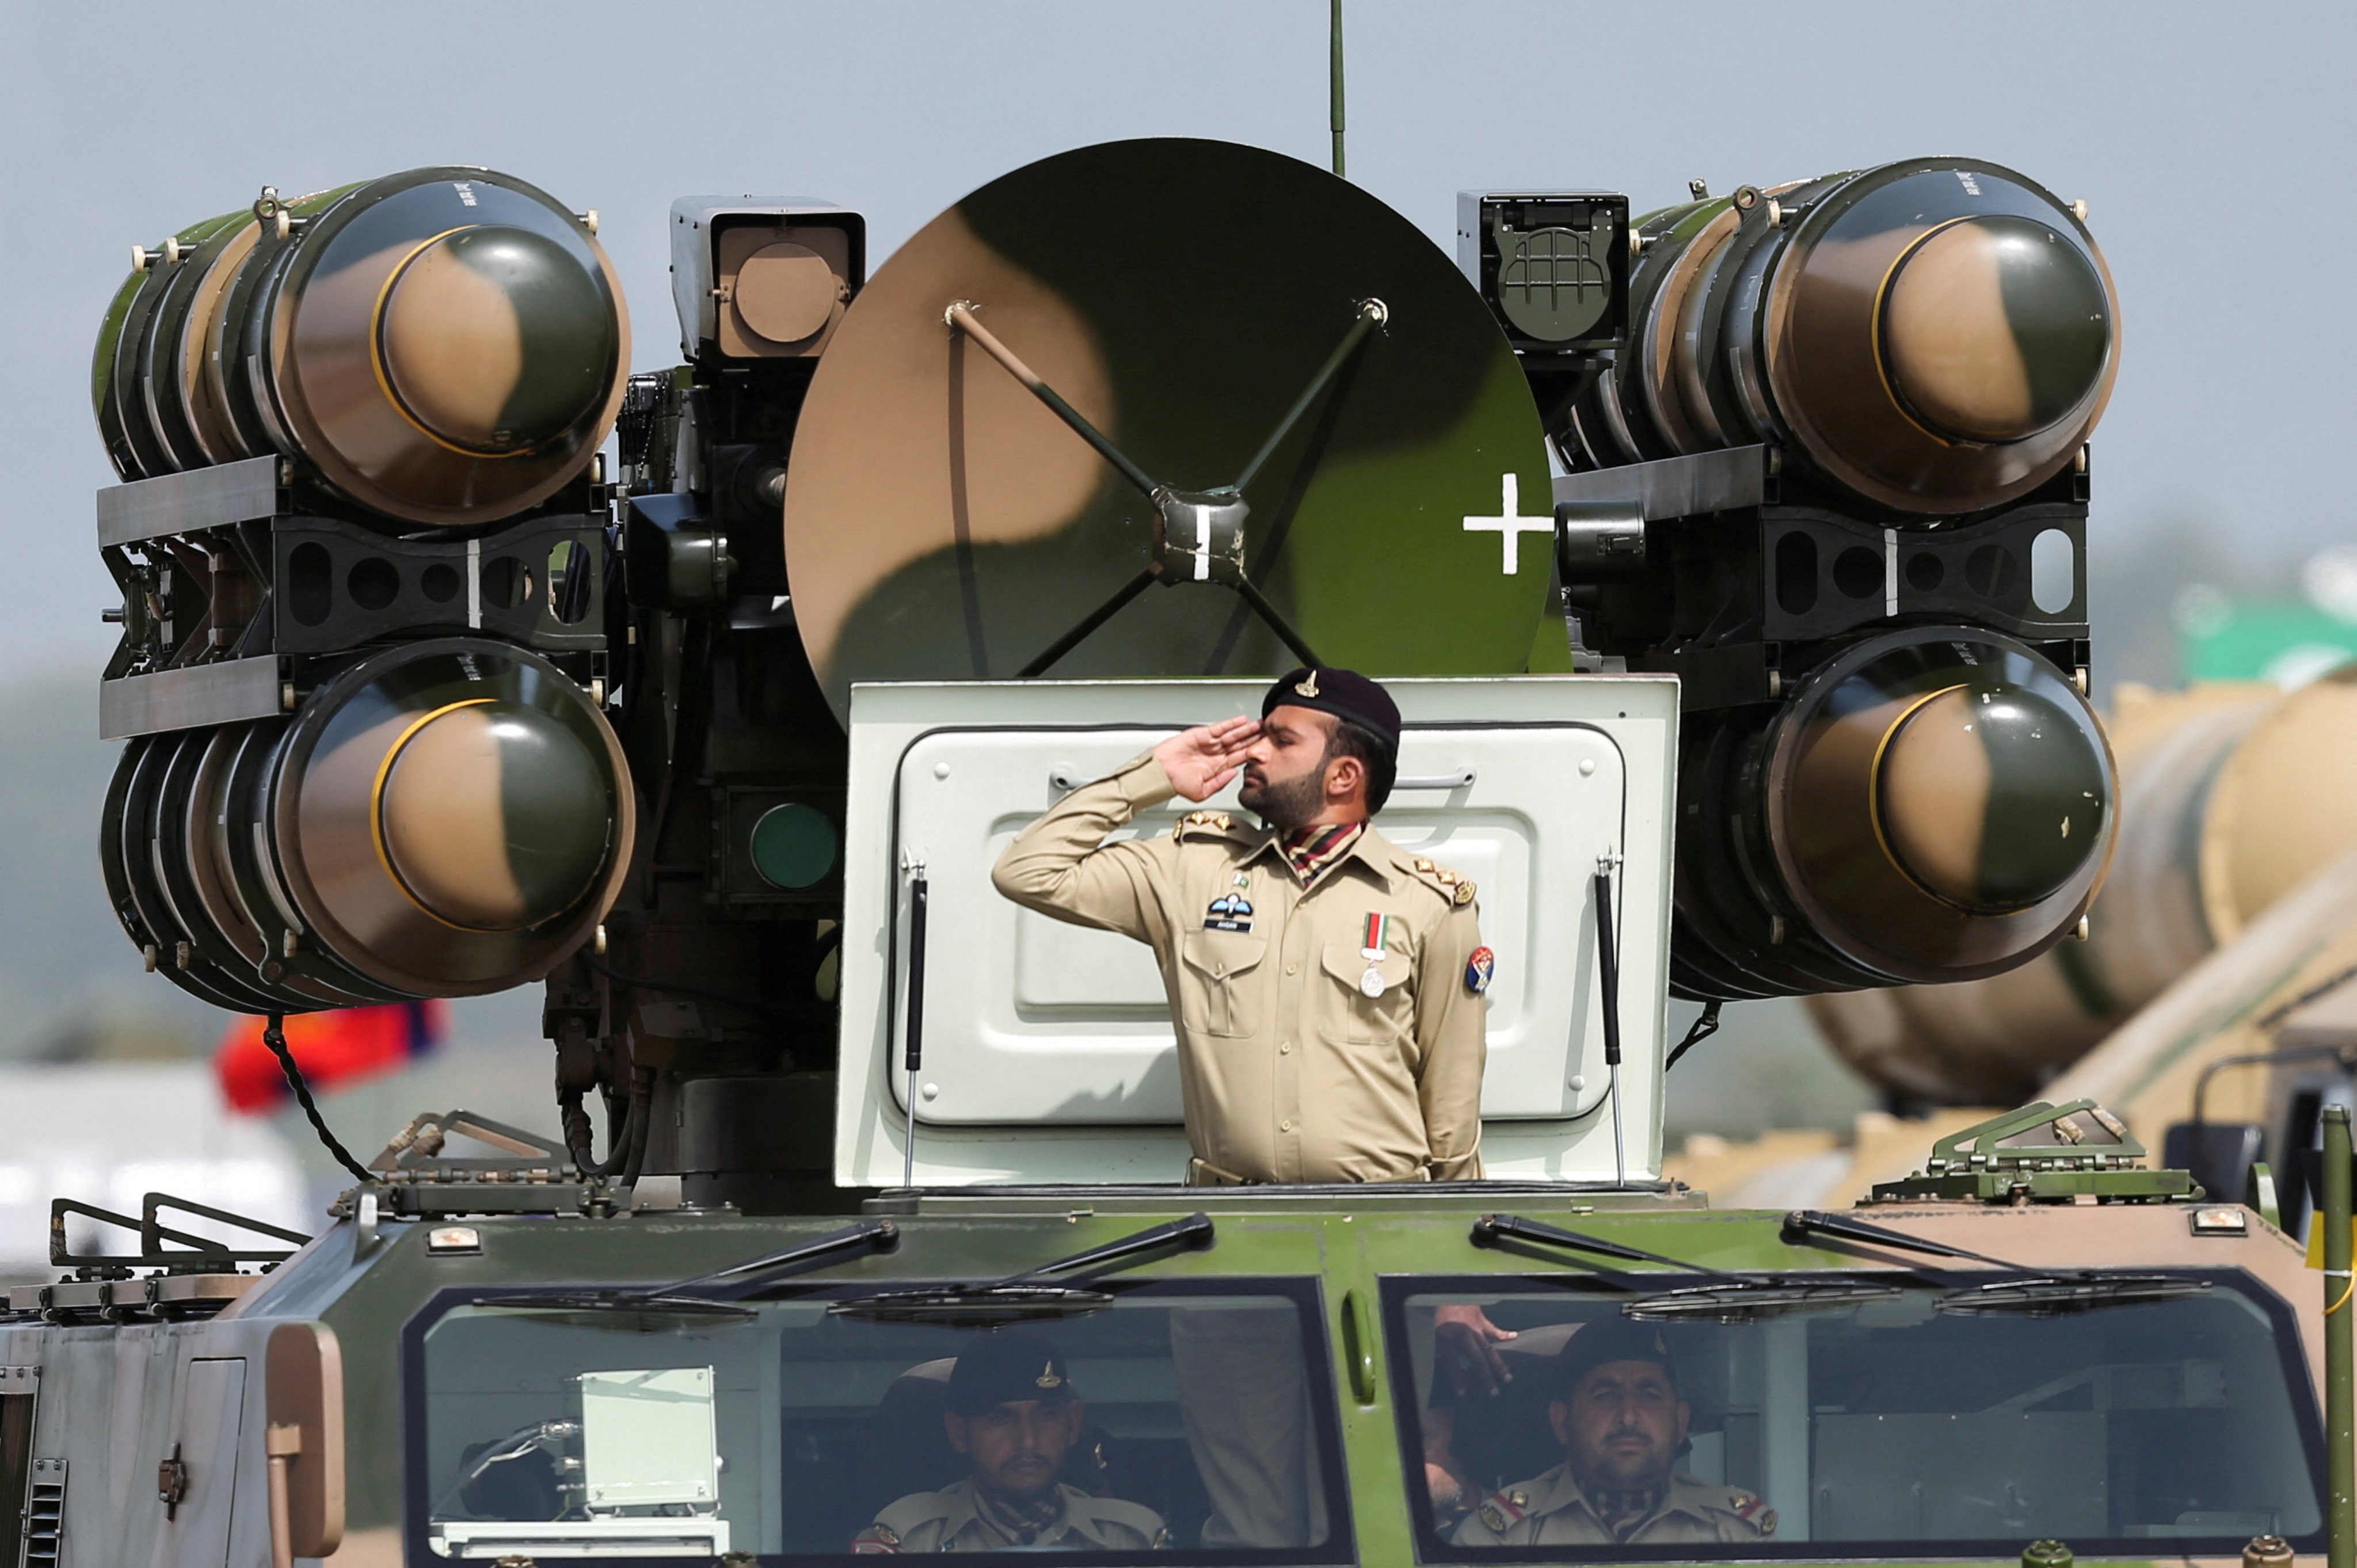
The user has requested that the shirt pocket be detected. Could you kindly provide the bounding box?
[1318,942,1414,1045]
[1178,929,1269,1038]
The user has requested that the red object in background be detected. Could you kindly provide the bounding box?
[215,1001,450,1113]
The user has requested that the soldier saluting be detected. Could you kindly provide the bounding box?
[993,667,1491,1185]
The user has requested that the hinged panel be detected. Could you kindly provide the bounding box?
[889,722,1627,1125]
[836,677,1679,1188]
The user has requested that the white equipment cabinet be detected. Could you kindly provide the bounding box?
[834,677,1677,1187]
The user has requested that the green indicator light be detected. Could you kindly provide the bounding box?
[750,802,836,890]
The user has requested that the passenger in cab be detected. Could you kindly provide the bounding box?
[1453,1320,1774,1548]
[854,1330,1169,1552]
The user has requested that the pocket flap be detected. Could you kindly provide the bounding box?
[1320,943,1411,995]
[1183,930,1267,980]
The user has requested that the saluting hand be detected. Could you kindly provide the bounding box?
[1155,717,1261,802]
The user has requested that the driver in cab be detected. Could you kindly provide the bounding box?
[854,1329,1168,1552]
[1453,1319,1775,1548]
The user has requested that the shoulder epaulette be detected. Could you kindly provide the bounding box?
[850,1522,903,1554]
[1475,1486,1529,1533]
[1723,1490,1777,1535]
[1173,810,1235,839]
[1407,854,1477,905]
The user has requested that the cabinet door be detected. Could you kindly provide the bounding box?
[152,1357,246,1568]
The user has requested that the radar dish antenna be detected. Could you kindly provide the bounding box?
[781,138,1553,721]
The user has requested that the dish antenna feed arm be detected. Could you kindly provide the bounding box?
[944,298,1388,677]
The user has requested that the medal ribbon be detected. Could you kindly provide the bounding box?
[1363,912,1393,955]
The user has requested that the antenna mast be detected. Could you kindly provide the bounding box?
[1329,0,1346,177]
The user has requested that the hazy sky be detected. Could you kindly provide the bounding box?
[3,0,2351,684]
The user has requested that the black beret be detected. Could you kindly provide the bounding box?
[1262,667,1401,751]
[1555,1318,1676,1395]
[947,1328,1076,1415]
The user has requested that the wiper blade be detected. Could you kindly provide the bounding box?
[1939,1274,2212,1315]
[475,1219,900,1316]
[1625,1279,1903,1320]
[1785,1209,2211,1313]
[472,1292,760,1320]
[827,1284,1118,1325]
[832,1212,1214,1324]
[1478,1214,1908,1320]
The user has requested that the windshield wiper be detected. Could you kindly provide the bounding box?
[474,1219,900,1318]
[1937,1274,2213,1314]
[1783,1209,2211,1315]
[1473,1214,1903,1320]
[831,1213,1214,1325]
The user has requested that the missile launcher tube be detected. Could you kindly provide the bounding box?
[1572,157,2119,520]
[93,169,629,528]
[1810,669,2357,1104]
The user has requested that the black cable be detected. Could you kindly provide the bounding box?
[559,1084,641,1179]
[262,1013,374,1185]
[1664,1000,1724,1072]
[618,1076,654,1189]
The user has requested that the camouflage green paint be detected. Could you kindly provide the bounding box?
[1958,684,2111,911]
[814,139,1552,716]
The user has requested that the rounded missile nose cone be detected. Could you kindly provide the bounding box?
[1880,215,2111,444]
[376,701,613,931]
[1875,683,2109,913]
[377,225,620,455]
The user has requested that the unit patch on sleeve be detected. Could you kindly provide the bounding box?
[1464,945,1495,996]
[1204,892,1254,933]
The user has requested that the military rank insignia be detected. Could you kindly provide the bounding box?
[1464,945,1495,995]
[1205,892,1254,933]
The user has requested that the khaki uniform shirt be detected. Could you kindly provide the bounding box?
[852,1479,1168,1552]
[992,752,1487,1183]
[1450,1464,1775,1547]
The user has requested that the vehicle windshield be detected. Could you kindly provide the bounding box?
[1388,1273,2322,1561]
[407,1279,1349,1562]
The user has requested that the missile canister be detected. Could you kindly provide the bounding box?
[93,168,629,527]
[102,638,634,1010]
[1674,626,2117,998]
[1808,668,2357,1103]
[1573,157,2118,517]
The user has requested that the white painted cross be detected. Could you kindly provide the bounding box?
[1463,473,1553,575]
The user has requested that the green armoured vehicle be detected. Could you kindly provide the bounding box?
[15,105,2340,1568]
